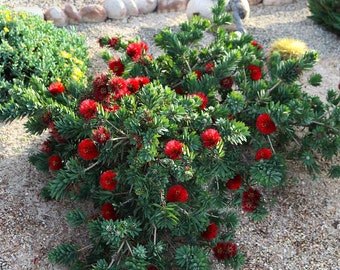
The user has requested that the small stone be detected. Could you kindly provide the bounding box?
[64,3,81,24]
[135,0,158,14]
[44,6,68,27]
[80,5,107,23]
[122,0,139,16]
[263,0,293,5]
[103,0,127,19]
[157,0,189,13]
[13,6,44,18]
[186,0,214,20]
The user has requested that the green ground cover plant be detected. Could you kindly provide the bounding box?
[1,1,339,269]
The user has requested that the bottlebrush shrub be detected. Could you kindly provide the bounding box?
[5,0,339,269]
[0,8,88,124]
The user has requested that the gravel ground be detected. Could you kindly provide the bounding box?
[0,0,339,269]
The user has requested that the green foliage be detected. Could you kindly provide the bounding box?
[308,0,340,35]
[0,8,89,124]
[0,0,339,269]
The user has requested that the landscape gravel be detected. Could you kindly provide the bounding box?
[0,0,339,269]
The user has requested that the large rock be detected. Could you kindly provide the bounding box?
[122,0,139,16]
[80,5,107,23]
[157,0,189,13]
[14,6,44,18]
[103,0,127,19]
[186,0,214,20]
[248,0,262,5]
[135,0,158,14]
[44,6,68,27]
[263,0,293,5]
[64,3,81,24]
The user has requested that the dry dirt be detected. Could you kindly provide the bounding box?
[0,1,340,269]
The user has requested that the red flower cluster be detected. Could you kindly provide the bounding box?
[247,65,262,81]
[251,40,263,50]
[126,41,148,62]
[77,139,99,160]
[101,203,118,220]
[146,265,158,270]
[48,155,63,170]
[41,140,52,154]
[109,57,125,76]
[226,174,242,190]
[108,36,120,48]
[166,185,189,203]
[255,148,273,161]
[191,92,208,110]
[201,222,218,240]
[92,73,109,102]
[201,128,221,148]
[164,140,183,160]
[109,76,150,100]
[220,76,233,89]
[49,122,66,143]
[48,81,65,95]
[92,126,111,145]
[212,242,238,260]
[193,70,203,80]
[41,111,53,126]
[99,170,117,191]
[241,187,261,212]
[79,99,98,120]
[205,62,215,74]
[256,113,276,135]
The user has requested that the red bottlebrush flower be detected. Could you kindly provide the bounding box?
[126,42,143,62]
[220,76,233,89]
[241,187,261,212]
[164,140,183,160]
[92,73,109,101]
[79,99,98,120]
[101,203,118,220]
[41,140,52,154]
[201,128,221,148]
[256,113,277,135]
[255,148,273,161]
[146,266,158,270]
[109,58,125,76]
[92,126,111,145]
[174,87,184,95]
[191,92,208,110]
[251,40,263,50]
[49,155,63,170]
[108,36,120,48]
[109,77,130,99]
[41,111,53,126]
[205,62,215,74]
[139,41,148,52]
[212,242,238,260]
[247,65,262,81]
[136,76,150,87]
[166,185,189,203]
[201,222,218,240]
[193,70,203,80]
[226,174,242,190]
[77,139,99,160]
[49,122,66,143]
[126,77,140,93]
[99,170,118,191]
[48,81,65,95]
[102,104,120,112]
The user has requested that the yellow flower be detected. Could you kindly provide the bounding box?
[5,10,12,22]
[71,67,84,82]
[72,57,84,66]
[3,26,9,33]
[61,50,72,59]
[270,38,308,60]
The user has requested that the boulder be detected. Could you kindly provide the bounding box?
[64,3,81,24]
[103,0,127,19]
[44,6,68,27]
[135,0,158,14]
[14,6,44,18]
[186,0,214,20]
[263,0,293,5]
[157,0,189,13]
[248,0,262,5]
[122,0,139,16]
[80,5,107,23]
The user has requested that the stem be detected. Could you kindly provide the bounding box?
[105,120,126,136]
[266,79,282,95]
[311,121,339,132]
[267,135,276,154]
[84,161,98,172]
[77,244,93,252]
[153,224,157,245]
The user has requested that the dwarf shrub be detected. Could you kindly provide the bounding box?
[0,7,88,124]
[1,0,340,269]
